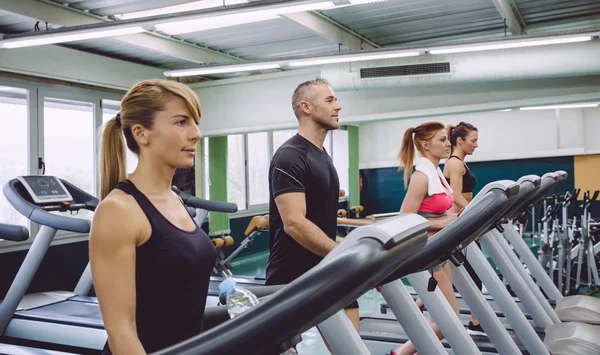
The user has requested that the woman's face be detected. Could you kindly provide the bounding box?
[459,130,479,155]
[425,129,451,159]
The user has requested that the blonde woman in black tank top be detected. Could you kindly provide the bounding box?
[90,80,216,354]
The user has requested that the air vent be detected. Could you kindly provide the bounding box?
[360,62,450,79]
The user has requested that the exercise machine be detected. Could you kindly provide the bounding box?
[0,222,78,354]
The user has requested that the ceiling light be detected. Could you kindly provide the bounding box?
[349,0,388,3]
[0,26,145,48]
[429,36,593,54]
[288,51,420,67]
[164,63,281,77]
[155,1,334,35]
[519,103,599,110]
[115,0,249,19]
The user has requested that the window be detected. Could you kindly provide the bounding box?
[227,135,246,210]
[247,132,269,205]
[324,131,332,157]
[43,97,95,220]
[202,128,349,214]
[332,129,349,197]
[203,138,210,199]
[0,86,29,227]
[272,129,296,155]
[101,99,138,175]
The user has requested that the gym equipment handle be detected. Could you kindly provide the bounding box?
[172,186,238,213]
[0,223,29,242]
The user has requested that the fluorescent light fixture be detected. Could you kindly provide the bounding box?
[288,51,420,67]
[429,36,593,54]
[519,103,599,110]
[115,0,249,19]
[155,1,334,35]
[0,26,145,48]
[164,63,281,77]
[349,0,388,3]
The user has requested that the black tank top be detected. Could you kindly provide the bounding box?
[446,156,477,193]
[102,180,217,354]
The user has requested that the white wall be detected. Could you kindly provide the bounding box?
[583,107,600,154]
[0,44,165,90]
[195,70,320,136]
[193,69,600,137]
[359,107,599,169]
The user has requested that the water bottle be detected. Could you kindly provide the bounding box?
[219,278,260,318]
[219,278,299,354]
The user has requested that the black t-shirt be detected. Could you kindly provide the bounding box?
[265,133,340,285]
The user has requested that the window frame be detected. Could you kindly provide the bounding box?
[201,127,349,219]
[0,76,122,253]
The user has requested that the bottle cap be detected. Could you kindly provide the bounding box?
[219,277,237,295]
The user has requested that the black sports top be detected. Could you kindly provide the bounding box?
[266,134,339,285]
[101,180,217,354]
[446,155,477,193]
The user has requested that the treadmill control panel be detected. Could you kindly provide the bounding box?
[17,175,73,204]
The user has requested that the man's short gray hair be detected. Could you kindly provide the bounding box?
[291,77,330,120]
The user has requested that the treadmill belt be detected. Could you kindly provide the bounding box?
[360,317,531,354]
[366,312,544,337]
[14,300,104,329]
[408,293,533,320]
[0,343,76,354]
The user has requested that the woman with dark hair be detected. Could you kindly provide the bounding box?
[443,121,485,336]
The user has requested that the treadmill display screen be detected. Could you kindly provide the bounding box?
[21,176,68,199]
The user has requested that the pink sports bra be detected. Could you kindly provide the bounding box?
[418,176,454,214]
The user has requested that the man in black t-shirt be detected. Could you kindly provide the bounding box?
[266,78,360,344]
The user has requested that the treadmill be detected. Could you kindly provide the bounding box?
[0,221,77,355]
[382,172,569,324]
[0,175,107,352]
[152,212,431,355]
[359,179,534,354]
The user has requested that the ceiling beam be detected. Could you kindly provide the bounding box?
[0,0,242,64]
[492,0,528,35]
[283,11,380,50]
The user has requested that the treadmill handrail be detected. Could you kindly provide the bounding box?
[152,217,429,355]
[172,187,238,213]
[3,179,96,233]
[0,223,29,242]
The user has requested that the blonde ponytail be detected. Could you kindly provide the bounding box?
[398,128,416,188]
[100,116,127,200]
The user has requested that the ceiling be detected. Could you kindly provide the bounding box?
[1,0,599,82]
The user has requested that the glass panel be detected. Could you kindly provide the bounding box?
[102,99,138,174]
[272,129,296,155]
[44,97,94,220]
[0,86,29,227]
[332,129,349,198]
[247,132,269,205]
[203,138,209,199]
[324,131,332,157]
[227,135,246,210]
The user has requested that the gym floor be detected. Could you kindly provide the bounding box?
[230,251,387,355]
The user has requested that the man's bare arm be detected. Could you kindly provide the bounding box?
[275,192,338,257]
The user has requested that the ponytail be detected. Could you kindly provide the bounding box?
[446,124,456,154]
[398,128,416,188]
[100,116,127,200]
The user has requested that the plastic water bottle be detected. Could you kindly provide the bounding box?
[219,278,298,354]
[219,278,260,318]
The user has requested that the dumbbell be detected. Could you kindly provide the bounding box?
[223,236,234,247]
[337,209,347,218]
[212,238,225,248]
[339,189,346,198]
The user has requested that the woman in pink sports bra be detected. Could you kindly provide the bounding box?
[389,121,459,355]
